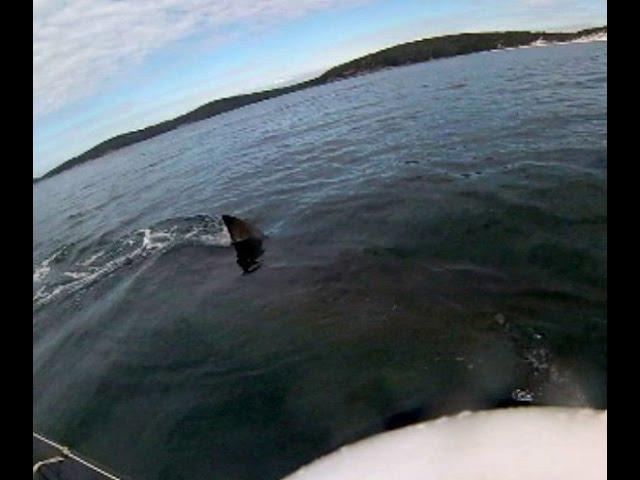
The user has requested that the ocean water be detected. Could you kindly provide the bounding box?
[33,41,606,480]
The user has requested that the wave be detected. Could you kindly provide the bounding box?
[33,214,231,309]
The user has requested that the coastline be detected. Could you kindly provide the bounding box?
[34,26,606,183]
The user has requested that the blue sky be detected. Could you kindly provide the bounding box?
[33,0,606,177]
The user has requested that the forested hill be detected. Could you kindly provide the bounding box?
[35,26,605,182]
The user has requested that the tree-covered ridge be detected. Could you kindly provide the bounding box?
[35,26,605,182]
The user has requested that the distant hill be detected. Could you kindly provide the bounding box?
[34,26,606,182]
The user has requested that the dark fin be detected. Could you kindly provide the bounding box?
[233,238,264,274]
[221,215,265,274]
[222,215,265,243]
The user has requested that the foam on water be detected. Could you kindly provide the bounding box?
[33,215,231,309]
[33,261,51,283]
[33,245,71,283]
[77,251,104,267]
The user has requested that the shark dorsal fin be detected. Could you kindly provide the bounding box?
[222,215,264,243]
[221,215,265,274]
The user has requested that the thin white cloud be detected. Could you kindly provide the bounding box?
[33,0,369,118]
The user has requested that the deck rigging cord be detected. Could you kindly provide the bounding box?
[33,432,122,479]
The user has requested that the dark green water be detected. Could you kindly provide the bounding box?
[34,41,606,479]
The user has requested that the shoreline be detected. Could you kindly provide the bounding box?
[34,26,606,183]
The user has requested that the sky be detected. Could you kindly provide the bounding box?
[33,0,606,177]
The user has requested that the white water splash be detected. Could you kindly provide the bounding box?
[33,261,52,283]
[77,251,105,267]
[33,215,232,309]
[33,245,70,283]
